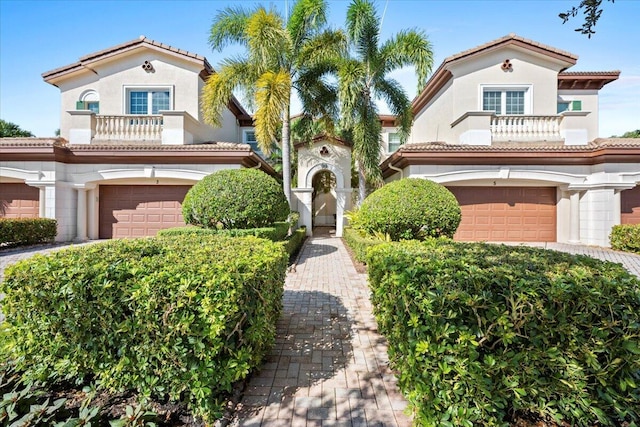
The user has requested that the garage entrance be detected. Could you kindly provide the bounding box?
[621,186,640,224]
[448,186,556,242]
[99,185,191,239]
[0,183,39,218]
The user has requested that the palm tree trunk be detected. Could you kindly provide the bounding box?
[282,101,292,209]
[357,161,366,207]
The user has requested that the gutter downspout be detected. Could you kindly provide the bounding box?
[388,163,404,179]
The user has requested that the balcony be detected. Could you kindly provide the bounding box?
[67,110,203,145]
[451,111,590,146]
[94,115,163,141]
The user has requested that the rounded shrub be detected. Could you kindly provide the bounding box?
[354,178,461,240]
[182,168,289,229]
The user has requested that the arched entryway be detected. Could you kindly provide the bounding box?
[312,170,337,228]
[292,136,353,237]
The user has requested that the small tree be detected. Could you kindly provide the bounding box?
[0,119,34,137]
[182,169,289,229]
[352,178,461,241]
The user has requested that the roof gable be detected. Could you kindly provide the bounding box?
[413,34,579,114]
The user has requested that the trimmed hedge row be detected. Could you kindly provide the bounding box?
[610,224,640,254]
[342,227,384,263]
[283,226,306,259]
[367,240,640,426]
[0,218,57,246]
[157,221,290,242]
[0,235,288,421]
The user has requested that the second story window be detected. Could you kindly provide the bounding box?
[388,132,402,153]
[481,86,531,115]
[243,130,259,152]
[126,88,172,115]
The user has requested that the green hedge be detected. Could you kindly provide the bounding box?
[342,227,384,264]
[0,235,288,421]
[367,240,640,426]
[353,178,461,240]
[283,226,306,258]
[0,218,57,246]
[610,224,640,254]
[182,169,289,229]
[157,221,290,242]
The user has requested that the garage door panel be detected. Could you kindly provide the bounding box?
[1,183,40,218]
[449,186,556,242]
[99,185,191,239]
[621,187,640,224]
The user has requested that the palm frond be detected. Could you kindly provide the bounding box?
[201,58,254,127]
[346,0,380,62]
[246,8,291,72]
[379,29,434,92]
[288,0,328,51]
[254,70,292,155]
[209,6,252,51]
[375,78,412,142]
[298,29,347,68]
[337,58,367,129]
[352,100,382,185]
[296,61,339,119]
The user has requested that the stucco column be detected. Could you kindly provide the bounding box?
[293,188,313,237]
[38,187,46,218]
[87,187,98,239]
[613,189,622,226]
[335,188,353,238]
[569,190,581,244]
[75,188,88,241]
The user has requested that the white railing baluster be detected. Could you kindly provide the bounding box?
[491,115,562,142]
[92,115,162,142]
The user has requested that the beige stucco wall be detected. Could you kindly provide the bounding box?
[411,79,453,143]
[57,49,240,143]
[297,141,352,190]
[558,89,599,139]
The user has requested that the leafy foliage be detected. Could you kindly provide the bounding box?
[203,0,346,206]
[610,224,640,254]
[342,227,384,263]
[338,0,433,204]
[559,0,614,38]
[158,221,290,242]
[612,129,640,138]
[283,226,307,259]
[181,169,289,229]
[0,218,57,246]
[351,178,461,240]
[0,235,288,422]
[0,119,34,137]
[367,240,640,426]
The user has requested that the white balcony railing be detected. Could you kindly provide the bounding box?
[490,115,562,142]
[94,115,163,141]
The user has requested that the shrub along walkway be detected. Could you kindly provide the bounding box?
[230,227,412,427]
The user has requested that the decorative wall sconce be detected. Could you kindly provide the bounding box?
[142,60,154,72]
[319,146,330,156]
[501,59,513,72]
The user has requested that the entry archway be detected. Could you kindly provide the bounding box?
[292,135,353,237]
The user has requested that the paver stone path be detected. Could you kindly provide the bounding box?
[230,228,412,427]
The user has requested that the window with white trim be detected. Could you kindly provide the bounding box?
[243,130,259,152]
[388,132,402,153]
[77,90,99,113]
[557,100,582,113]
[125,88,172,115]
[481,86,531,115]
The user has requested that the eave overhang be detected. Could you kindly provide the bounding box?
[558,71,620,90]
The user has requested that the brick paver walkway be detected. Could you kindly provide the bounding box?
[230,228,411,427]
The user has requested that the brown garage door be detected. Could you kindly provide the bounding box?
[99,185,192,239]
[448,186,556,242]
[0,183,39,218]
[621,186,640,224]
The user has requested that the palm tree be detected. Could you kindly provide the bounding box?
[338,0,434,205]
[0,119,34,137]
[202,0,345,208]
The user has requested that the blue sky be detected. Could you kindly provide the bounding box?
[1,0,638,138]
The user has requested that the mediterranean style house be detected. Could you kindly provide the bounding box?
[1,34,639,246]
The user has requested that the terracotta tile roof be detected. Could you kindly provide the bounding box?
[398,138,640,152]
[559,71,621,76]
[68,141,252,151]
[0,137,66,147]
[444,33,577,64]
[42,35,213,82]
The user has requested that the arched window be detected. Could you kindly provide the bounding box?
[77,90,100,113]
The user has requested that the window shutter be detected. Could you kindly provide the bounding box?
[76,101,85,110]
[571,100,582,111]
